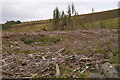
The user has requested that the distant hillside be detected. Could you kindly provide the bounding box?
[3,9,119,32]
[78,9,118,23]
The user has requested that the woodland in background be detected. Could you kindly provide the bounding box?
[2,20,21,30]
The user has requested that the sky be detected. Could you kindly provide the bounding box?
[0,0,119,24]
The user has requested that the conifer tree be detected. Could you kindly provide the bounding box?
[71,3,75,15]
[53,7,60,30]
[52,3,79,30]
[67,5,71,17]
[60,11,66,30]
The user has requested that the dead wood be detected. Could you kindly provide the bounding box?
[55,48,64,54]
[54,62,60,77]
[0,70,13,76]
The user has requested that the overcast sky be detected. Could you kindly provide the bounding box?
[0,0,119,24]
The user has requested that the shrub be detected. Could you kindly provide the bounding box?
[39,36,61,43]
[21,36,62,45]
[21,38,35,45]
[41,27,47,31]
[109,59,120,64]
[100,21,106,28]
[24,50,33,54]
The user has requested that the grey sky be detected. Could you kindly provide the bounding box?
[0,0,119,24]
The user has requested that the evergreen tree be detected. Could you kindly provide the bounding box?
[61,11,65,18]
[67,5,71,17]
[53,9,56,19]
[71,3,75,15]
[52,3,79,30]
[60,11,66,30]
[53,7,60,30]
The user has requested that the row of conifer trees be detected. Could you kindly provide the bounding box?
[52,3,79,30]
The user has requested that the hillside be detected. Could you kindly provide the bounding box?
[2,9,119,79]
[2,29,119,78]
[77,9,118,23]
[3,9,119,32]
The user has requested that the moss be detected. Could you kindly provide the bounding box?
[94,48,108,54]
[112,49,120,58]
[37,43,49,46]
[39,36,61,43]
[12,49,22,53]
[74,50,86,54]
[79,73,86,78]
[78,72,89,78]
[32,77,44,80]
[21,36,62,45]
[24,50,33,54]
[44,55,51,59]
[21,38,35,45]
[109,59,120,64]
[112,49,120,54]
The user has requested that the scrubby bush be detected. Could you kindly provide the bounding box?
[100,21,106,28]
[2,20,21,30]
[41,27,48,31]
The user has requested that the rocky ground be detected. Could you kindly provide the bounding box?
[1,29,120,79]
